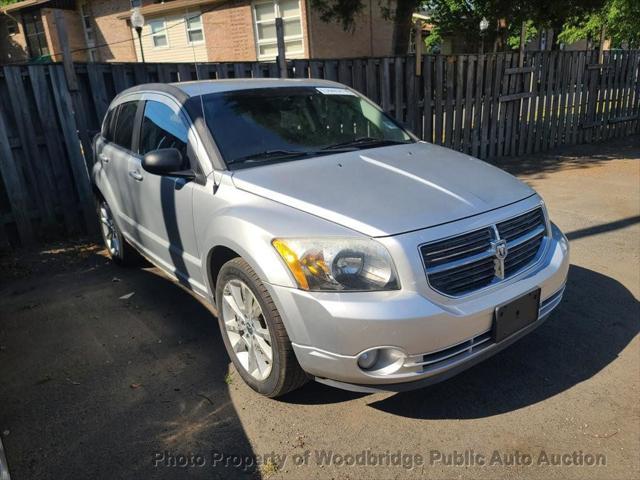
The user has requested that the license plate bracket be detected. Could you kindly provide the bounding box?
[492,289,541,343]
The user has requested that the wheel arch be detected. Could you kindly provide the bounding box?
[207,245,241,296]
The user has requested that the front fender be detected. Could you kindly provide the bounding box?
[195,176,362,293]
[201,211,298,294]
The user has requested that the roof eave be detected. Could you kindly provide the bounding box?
[115,0,224,20]
[1,0,51,15]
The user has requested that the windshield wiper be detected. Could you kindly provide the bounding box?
[231,147,357,165]
[322,137,410,150]
[232,149,313,164]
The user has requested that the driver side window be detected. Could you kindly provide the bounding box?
[138,100,190,168]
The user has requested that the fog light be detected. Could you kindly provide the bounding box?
[357,347,406,374]
[357,350,379,370]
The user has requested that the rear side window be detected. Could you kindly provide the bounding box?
[102,108,116,142]
[112,101,139,150]
[138,100,189,164]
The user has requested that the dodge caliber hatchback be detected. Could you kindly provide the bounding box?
[92,79,569,397]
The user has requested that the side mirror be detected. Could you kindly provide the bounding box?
[142,148,192,177]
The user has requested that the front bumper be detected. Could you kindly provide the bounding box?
[266,215,570,391]
[313,285,564,393]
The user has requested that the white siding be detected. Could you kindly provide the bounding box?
[132,10,208,63]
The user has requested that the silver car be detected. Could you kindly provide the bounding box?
[92,79,569,397]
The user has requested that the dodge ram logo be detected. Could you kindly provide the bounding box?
[492,239,508,279]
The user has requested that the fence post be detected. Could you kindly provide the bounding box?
[275,17,287,78]
[598,25,607,64]
[519,21,526,68]
[0,103,35,246]
[414,21,422,76]
[53,9,78,91]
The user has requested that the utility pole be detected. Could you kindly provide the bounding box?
[275,17,287,78]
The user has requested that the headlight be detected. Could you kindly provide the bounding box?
[272,238,399,291]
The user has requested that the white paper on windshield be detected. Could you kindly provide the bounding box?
[316,87,358,96]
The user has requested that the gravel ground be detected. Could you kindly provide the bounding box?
[1,136,638,480]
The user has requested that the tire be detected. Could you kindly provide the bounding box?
[96,199,139,266]
[216,257,308,397]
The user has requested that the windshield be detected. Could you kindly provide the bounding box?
[201,86,413,168]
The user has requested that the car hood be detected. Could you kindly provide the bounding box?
[231,142,535,237]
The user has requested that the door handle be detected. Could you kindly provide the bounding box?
[99,154,109,163]
[129,170,143,181]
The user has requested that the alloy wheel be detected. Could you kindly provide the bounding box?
[221,279,273,380]
[99,202,121,257]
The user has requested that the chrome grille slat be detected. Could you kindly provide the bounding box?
[504,238,544,275]
[423,228,491,253]
[426,248,495,275]
[430,256,494,279]
[506,235,544,263]
[421,207,547,296]
[498,209,545,241]
[406,332,493,368]
[431,264,495,286]
[422,228,492,267]
[426,239,494,266]
[506,224,546,248]
[500,219,542,241]
[436,274,496,295]
[431,272,495,294]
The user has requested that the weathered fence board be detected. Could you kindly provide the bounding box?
[0,50,638,247]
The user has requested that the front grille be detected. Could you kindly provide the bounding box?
[421,207,547,296]
[497,207,545,242]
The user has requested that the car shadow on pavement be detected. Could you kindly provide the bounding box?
[366,265,639,419]
[282,265,639,418]
[0,254,259,480]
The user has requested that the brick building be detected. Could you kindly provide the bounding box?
[0,0,397,64]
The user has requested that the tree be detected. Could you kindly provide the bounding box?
[311,1,613,54]
[312,0,422,54]
[558,0,640,48]
[422,0,605,51]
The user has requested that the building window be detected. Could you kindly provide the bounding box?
[186,13,204,44]
[149,18,168,48]
[253,0,304,60]
[7,17,18,35]
[23,12,49,58]
[79,1,98,61]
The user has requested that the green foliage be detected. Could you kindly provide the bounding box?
[311,0,367,31]
[558,0,640,48]
[423,0,606,50]
[507,20,538,49]
[311,0,421,53]
[0,0,20,7]
[424,30,442,52]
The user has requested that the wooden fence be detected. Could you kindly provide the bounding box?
[0,50,639,248]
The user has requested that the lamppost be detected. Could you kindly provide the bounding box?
[130,7,145,63]
[479,17,489,54]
